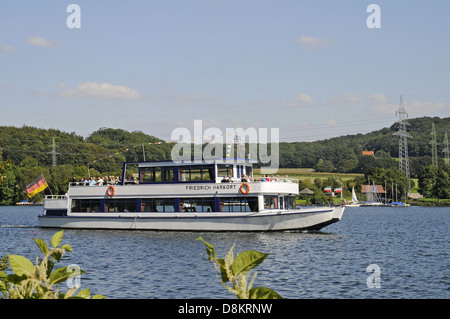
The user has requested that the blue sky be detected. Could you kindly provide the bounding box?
[1,0,449,142]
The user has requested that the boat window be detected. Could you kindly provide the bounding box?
[288,196,296,210]
[279,196,285,209]
[217,164,233,178]
[245,166,253,178]
[264,196,278,209]
[104,199,137,212]
[189,168,202,181]
[72,199,101,212]
[220,197,258,212]
[140,167,155,183]
[140,167,175,183]
[237,165,243,178]
[178,165,214,182]
[179,198,214,212]
[141,198,175,212]
[162,167,175,182]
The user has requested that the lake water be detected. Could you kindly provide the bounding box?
[0,205,448,299]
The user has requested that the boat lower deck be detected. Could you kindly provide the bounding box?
[39,207,343,232]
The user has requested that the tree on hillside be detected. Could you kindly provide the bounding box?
[433,166,450,199]
[418,166,438,198]
[0,160,18,205]
[314,159,335,173]
[419,165,450,200]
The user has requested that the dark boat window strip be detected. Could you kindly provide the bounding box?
[70,196,260,213]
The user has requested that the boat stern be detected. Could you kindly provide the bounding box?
[42,195,69,216]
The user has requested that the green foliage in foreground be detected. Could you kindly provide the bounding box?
[0,230,105,299]
[197,236,282,299]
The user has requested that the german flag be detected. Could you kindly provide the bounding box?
[26,174,48,198]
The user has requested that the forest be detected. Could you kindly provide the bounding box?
[0,116,448,205]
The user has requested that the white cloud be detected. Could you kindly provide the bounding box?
[367,93,388,104]
[400,100,449,117]
[163,90,220,103]
[366,94,399,114]
[326,119,339,127]
[293,121,314,130]
[327,93,363,105]
[0,44,16,52]
[293,35,333,50]
[27,36,61,48]
[367,94,450,117]
[59,82,141,100]
[281,93,314,107]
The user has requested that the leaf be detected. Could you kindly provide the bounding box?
[6,273,27,284]
[231,250,268,277]
[46,260,55,278]
[34,238,49,256]
[249,287,283,299]
[92,294,106,299]
[62,244,73,252]
[0,281,6,294]
[51,230,64,248]
[8,255,35,277]
[77,289,91,299]
[217,258,230,283]
[53,251,62,263]
[49,266,71,285]
[196,236,216,261]
[49,265,86,286]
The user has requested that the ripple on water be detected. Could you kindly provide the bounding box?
[0,206,449,299]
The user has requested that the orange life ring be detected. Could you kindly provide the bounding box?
[240,182,250,195]
[107,185,115,197]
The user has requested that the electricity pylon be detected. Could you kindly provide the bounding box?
[443,131,449,166]
[393,96,412,191]
[431,123,438,169]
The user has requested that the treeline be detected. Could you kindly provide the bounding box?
[279,116,449,177]
[0,116,448,204]
[0,127,173,204]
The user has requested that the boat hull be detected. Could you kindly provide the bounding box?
[38,207,343,232]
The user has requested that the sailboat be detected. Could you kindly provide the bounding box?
[345,187,360,207]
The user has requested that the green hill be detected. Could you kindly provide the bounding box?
[279,116,449,177]
[0,116,448,204]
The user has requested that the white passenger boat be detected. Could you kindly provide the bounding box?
[39,159,344,231]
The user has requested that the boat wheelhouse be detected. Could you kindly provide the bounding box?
[39,159,344,231]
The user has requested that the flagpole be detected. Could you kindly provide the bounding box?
[43,174,54,196]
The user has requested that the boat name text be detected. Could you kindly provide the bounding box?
[185,184,237,191]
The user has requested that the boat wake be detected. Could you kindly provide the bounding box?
[0,224,37,229]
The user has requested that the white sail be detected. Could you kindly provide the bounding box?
[351,187,358,204]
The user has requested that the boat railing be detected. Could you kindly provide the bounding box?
[222,178,299,183]
[45,195,68,200]
[253,177,299,183]
[69,180,127,187]
[68,177,299,187]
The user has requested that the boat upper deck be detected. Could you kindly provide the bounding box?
[69,159,298,187]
